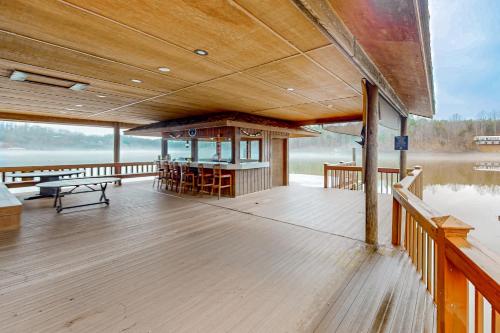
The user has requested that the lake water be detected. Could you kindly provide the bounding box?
[291,150,500,254]
[1,149,499,253]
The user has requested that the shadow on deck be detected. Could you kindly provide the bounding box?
[0,180,435,332]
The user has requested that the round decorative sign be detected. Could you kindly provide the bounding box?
[188,128,197,137]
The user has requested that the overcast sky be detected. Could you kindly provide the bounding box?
[6,0,498,136]
[429,0,500,120]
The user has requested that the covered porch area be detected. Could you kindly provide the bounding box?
[0,180,435,332]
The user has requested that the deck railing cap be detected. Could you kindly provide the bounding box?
[431,215,474,233]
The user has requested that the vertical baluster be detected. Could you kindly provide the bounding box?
[427,235,432,293]
[409,216,414,262]
[433,242,438,301]
[422,230,427,282]
[404,211,409,250]
[492,310,499,333]
[475,290,484,333]
[417,225,422,275]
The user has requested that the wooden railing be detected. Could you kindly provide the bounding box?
[323,162,401,194]
[0,162,157,188]
[392,166,499,333]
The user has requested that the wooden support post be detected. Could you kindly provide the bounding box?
[323,163,328,188]
[231,127,241,165]
[400,116,408,180]
[161,136,168,159]
[434,216,472,333]
[191,138,198,162]
[113,123,120,163]
[113,123,121,181]
[284,138,289,186]
[352,147,356,165]
[364,80,379,245]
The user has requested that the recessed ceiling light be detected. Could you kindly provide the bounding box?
[287,87,295,91]
[131,79,142,83]
[97,95,107,98]
[194,49,208,56]
[9,70,28,81]
[69,83,89,91]
[65,108,75,111]
[158,67,171,72]
[75,104,83,107]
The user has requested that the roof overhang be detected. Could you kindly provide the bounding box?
[0,0,434,127]
[126,112,319,138]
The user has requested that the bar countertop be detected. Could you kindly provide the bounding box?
[169,161,270,170]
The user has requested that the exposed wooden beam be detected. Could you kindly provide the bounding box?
[364,80,379,245]
[291,0,408,116]
[0,111,137,128]
[293,114,362,126]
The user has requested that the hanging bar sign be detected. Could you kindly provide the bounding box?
[394,136,409,150]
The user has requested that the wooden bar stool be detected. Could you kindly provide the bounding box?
[171,163,181,192]
[153,160,166,189]
[180,163,196,194]
[210,164,232,199]
[197,164,213,194]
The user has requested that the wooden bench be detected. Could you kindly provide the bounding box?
[0,183,22,231]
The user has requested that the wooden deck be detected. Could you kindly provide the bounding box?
[0,181,435,332]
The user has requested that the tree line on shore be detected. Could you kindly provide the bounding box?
[0,122,160,150]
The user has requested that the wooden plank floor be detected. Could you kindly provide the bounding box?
[0,181,435,332]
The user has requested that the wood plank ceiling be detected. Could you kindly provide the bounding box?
[0,0,424,126]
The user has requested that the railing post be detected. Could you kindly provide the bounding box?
[433,215,473,333]
[323,163,328,188]
[391,185,403,246]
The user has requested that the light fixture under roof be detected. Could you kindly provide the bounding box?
[131,79,142,83]
[327,104,333,108]
[194,49,208,56]
[287,87,295,91]
[9,70,28,81]
[97,95,106,98]
[65,108,75,111]
[75,104,83,107]
[158,67,171,72]
[70,83,89,91]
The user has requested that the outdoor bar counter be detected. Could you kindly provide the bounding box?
[173,161,270,170]
[126,112,318,197]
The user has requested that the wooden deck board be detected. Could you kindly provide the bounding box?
[0,181,434,332]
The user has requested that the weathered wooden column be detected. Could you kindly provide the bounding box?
[400,116,408,180]
[231,127,241,164]
[113,123,120,163]
[161,136,168,159]
[113,122,121,181]
[191,138,198,161]
[364,81,379,245]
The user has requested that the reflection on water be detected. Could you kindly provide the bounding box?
[290,151,500,254]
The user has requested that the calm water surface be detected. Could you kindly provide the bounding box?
[291,150,500,254]
[1,149,499,253]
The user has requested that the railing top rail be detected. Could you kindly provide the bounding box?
[324,163,403,174]
[393,165,499,311]
[0,161,155,172]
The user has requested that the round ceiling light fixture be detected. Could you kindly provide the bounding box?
[286,87,295,91]
[65,108,75,111]
[194,49,208,56]
[131,79,142,83]
[75,104,83,107]
[158,67,171,72]
[97,95,107,98]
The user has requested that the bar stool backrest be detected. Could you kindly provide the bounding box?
[197,164,204,176]
[213,164,222,177]
[181,163,190,174]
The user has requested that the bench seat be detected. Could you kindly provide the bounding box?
[0,183,22,231]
